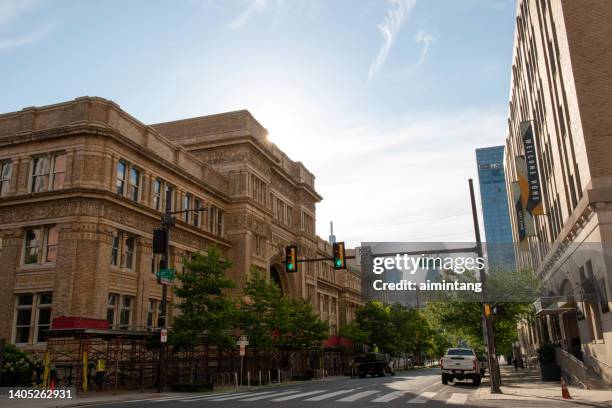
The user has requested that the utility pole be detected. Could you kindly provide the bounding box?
[154,189,206,393]
[469,178,501,393]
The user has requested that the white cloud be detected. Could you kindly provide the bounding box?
[0,21,54,50]
[227,0,269,29]
[368,0,416,81]
[0,0,40,26]
[414,29,434,65]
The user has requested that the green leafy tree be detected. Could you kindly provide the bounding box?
[0,344,43,386]
[239,269,328,350]
[171,246,237,351]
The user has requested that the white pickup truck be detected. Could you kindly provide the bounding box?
[440,348,481,385]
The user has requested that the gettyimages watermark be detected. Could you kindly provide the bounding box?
[355,241,612,305]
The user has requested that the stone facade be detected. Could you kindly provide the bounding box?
[504,0,612,383]
[0,97,362,351]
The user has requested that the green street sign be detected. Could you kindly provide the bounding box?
[156,268,176,285]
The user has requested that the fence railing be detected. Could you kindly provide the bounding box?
[555,347,588,389]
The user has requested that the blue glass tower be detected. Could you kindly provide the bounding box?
[476,146,516,271]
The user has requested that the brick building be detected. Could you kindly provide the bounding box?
[0,97,362,350]
[504,0,612,384]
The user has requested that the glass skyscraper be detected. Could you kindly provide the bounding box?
[476,146,516,271]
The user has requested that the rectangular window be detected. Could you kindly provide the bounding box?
[193,198,201,227]
[147,299,157,328]
[107,294,118,326]
[216,209,224,236]
[130,168,140,201]
[152,179,162,210]
[119,296,133,329]
[124,236,135,269]
[116,161,126,195]
[31,156,49,192]
[24,228,42,264]
[111,232,120,266]
[44,226,59,263]
[15,294,33,344]
[0,161,12,197]
[50,154,67,190]
[36,293,53,342]
[164,185,173,211]
[183,194,192,223]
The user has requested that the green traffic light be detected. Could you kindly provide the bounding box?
[335,259,342,267]
[288,263,294,270]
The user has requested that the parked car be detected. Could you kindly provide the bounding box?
[440,348,481,385]
[352,353,395,378]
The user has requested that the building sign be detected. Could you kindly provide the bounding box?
[160,328,168,343]
[521,122,543,215]
[511,181,535,242]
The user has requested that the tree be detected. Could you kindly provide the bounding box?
[0,344,43,386]
[171,246,237,351]
[239,269,328,350]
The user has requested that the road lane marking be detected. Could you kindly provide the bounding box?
[371,391,406,402]
[446,393,468,405]
[406,391,436,404]
[270,390,326,401]
[238,390,302,401]
[185,392,254,402]
[209,391,281,401]
[336,390,378,402]
[303,389,355,401]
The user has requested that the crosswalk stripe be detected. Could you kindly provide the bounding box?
[446,393,468,405]
[148,395,202,403]
[237,390,300,401]
[303,389,355,401]
[209,391,277,401]
[336,390,379,402]
[406,391,436,404]
[371,391,405,403]
[270,390,326,401]
[188,391,253,402]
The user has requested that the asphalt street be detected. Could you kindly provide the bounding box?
[78,368,591,408]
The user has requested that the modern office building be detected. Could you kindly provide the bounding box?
[0,97,362,350]
[504,0,612,385]
[476,146,516,271]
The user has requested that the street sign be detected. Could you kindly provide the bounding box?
[237,340,249,347]
[239,345,245,356]
[160,328,167,343]
[156,268,176,285]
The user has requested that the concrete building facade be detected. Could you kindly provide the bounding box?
[0,97,361,351]
[504,0,612,384]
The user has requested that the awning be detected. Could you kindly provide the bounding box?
[534,296,576,316]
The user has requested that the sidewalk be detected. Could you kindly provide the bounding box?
[477,364,612,407]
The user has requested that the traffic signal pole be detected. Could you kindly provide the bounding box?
[469,178,501,393]
[157,188,173,393]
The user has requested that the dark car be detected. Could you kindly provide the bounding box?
[352,353,395,378]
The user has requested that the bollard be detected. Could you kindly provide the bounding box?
[247,371,250,390]
[268,370,271,385]
[277,368,281,384]
[234,372,238,392]
[259,370,261,387]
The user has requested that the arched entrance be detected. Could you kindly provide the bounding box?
[559,279,582,359]
[270,264,286,295]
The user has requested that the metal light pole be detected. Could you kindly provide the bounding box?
[469,178,501,393]
[157,187,173,393]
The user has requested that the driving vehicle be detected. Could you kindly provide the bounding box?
[440,348,481,385]
[352,353,395,378]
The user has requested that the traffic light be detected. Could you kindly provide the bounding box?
[492,304,504,316]
[153,228,168,254]
[484,303,492,318]
[332,241,346,270]
[285,245,298,273]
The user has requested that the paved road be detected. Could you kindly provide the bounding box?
[84,369,589,408]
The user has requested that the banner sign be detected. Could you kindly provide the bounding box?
[511,180,535,242]
[521,122,543,215]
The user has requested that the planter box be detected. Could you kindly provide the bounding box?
[540,362,561,381]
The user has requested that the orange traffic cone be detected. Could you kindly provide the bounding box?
[560,377,571,399]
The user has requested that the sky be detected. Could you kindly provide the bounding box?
[0,0,517,247]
